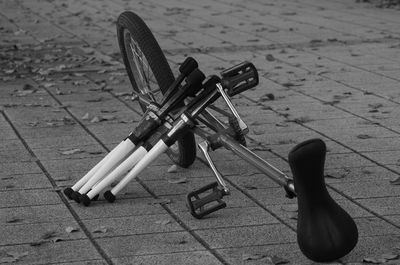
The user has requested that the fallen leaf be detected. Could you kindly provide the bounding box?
[51,237,63,243]
[390,177,400,185]
[292,116,313,124]
[6,217,22,223]
[100,115,116,121]
[115,92,131,97]
[60,148,83,155]
[92,226,108,233]
[259,93,275,102]
[15,90,36,97]
[381,253,399,260]
[266,54,275,61]
[23,84,34,90]
[167,164,178,173]
[82,113,90,120]
[43,83,56,88]
[41,230,57,239]
[242,253,265,261]
[244,185,257,190]
[253,129,265,135]
[65,226,79,233]
[155,219,171,226]
[363,257,385,264]
[289,212,298,220]
[168,177,187,184]
[357,134,372,139]
[326,173,345,179]
[62,116,75,125]
[5,251,29,261]
[270,255,290,264]
[88,150,103,155]
[100,109,117,113]
[90,116,100,123]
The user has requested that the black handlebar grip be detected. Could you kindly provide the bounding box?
[185,75,221,112]
[184,68,206,97]
[288,139,358,262]
[179,57,198,76]
[186,68,206,87]
[158,69,206,116]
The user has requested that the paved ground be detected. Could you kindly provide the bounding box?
[1,0,400,264]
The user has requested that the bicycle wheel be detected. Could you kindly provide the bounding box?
[116,11,196,168]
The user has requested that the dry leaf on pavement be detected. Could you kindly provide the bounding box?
[60,149,83,155]
[168,177,187,184]
[92,226,108,233]
[65,226,79,233]
[390,177,400,185]
[167,164,178,173]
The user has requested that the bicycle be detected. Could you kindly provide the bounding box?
[63,11,358,262]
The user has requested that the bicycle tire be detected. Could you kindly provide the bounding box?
[117,11,196,168]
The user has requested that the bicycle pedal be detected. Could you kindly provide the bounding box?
[220,61,258,97]
[187,182,227,219]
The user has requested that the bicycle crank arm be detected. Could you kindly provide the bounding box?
[198,141,230,194]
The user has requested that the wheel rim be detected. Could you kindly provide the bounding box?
[123,29,163,104]
[123,29,180,156]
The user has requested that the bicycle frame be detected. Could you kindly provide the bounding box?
[64,59,358,263]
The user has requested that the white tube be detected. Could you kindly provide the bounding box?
[87,146,148,198]
[71,140,128,191]
[78,139,136,194]
[111,140,168,196]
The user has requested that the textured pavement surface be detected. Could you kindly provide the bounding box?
[1,0,400,264]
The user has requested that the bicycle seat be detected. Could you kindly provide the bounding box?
[288,138,358,262]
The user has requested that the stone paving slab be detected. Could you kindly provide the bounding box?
[1,0,400,264]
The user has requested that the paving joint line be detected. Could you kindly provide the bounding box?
[35,67,231,264]
[249,0,400,37]
[259,77,400,176]
[231,91,400,232]
[0,109,115,265]
[135,177,231,265]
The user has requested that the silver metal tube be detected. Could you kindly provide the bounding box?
[216,83,248,133]
[198,141,230,194]
[218,134,296,195]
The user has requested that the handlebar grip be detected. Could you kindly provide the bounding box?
[179,57,198,76]
[220,61,259,97]
[186,68,206,96]
[158,69,205,116]
[185,75,221,112]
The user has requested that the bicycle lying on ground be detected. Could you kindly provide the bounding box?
[63,11,358,262]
